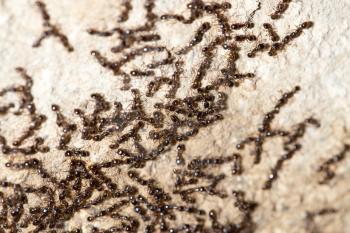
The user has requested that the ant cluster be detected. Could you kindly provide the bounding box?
[0,67,251,232]
[172,151,244,205]
[0,0,331,232]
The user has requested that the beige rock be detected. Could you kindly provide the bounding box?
[0,0,349,232]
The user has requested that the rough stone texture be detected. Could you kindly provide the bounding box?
[0,0,349,232]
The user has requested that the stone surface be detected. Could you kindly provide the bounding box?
[0,0,349,232]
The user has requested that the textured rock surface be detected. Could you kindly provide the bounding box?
[0,0,349,232]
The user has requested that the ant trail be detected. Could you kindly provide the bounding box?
[33,1,74,52]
